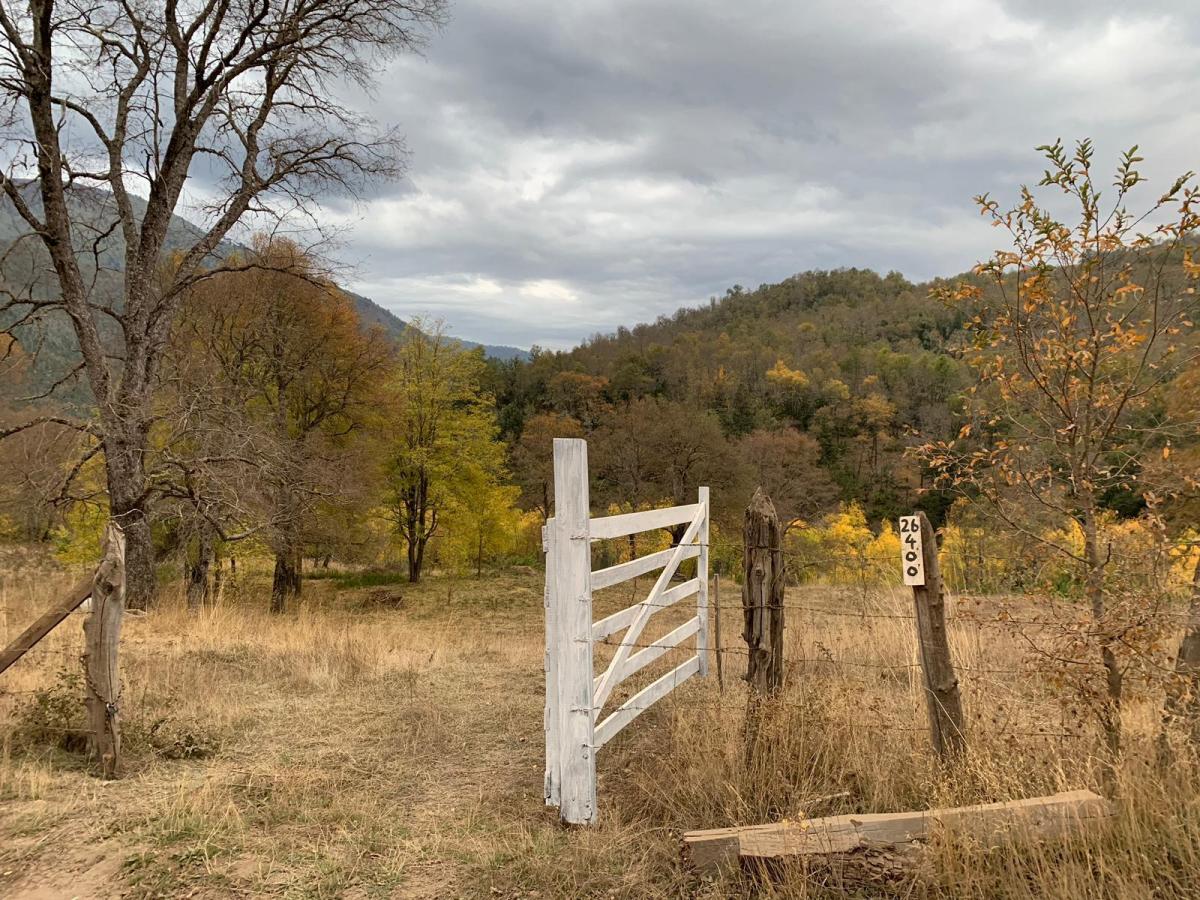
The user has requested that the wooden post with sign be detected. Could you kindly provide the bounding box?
[900,512,965,760]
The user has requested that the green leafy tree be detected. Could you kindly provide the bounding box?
[382,323,506,583]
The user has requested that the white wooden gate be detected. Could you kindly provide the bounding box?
[543,437,709,825]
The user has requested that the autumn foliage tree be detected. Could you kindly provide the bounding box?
[509,412,584,522]
[0,0,445,607]
[163,239,391,612]
[381,323,507,583]
[920,140,1200,760]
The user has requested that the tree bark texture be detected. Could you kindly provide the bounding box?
[271,551,301,614]
[105,433,155,610]
[743,488,784,696]
[186,527,213,611]
[1082,506,1122,761]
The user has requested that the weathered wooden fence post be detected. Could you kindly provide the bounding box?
[743,489,784,696]
[904,511,965,760]
[83,521,126,779]
[550,438,596,824]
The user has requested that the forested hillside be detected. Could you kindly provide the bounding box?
[492,268,970,530]
[0,183,526,405]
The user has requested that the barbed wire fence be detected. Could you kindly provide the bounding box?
[584,533,1195,759]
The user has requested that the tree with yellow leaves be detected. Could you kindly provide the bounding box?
[380,322,510,583]
[919,140,1200,761]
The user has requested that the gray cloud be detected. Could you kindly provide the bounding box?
[299,0,1200,348]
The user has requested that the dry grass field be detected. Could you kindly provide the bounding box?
[2,548,1200,898]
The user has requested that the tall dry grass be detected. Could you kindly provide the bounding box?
[1,558,1199,898]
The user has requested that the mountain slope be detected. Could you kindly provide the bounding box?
[492,267,970,523]
[342,290,527,361]
[0,184,528,404]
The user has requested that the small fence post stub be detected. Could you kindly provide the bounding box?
[551,438,597,824]
[697,486,710,677]
[83,521,126,779]
[907,511,966,760]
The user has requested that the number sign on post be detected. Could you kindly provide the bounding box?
[899,515,925,586]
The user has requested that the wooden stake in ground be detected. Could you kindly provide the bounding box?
[743,489,784,695]
[902,511,965,760]
[83,521,126,779]
[714,573,724,692]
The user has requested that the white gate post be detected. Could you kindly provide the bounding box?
[542,520,560,807]
[550,438,597,824]
[697,485,710,677]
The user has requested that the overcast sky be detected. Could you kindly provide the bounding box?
[309,0,1200,350]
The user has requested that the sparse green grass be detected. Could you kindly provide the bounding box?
[1,557,1199,897]
[303,567,410,589]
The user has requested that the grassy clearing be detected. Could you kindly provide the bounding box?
[1,557,1199,898]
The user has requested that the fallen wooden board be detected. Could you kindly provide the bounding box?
[683,789,1112,873]
[0,573,94,676]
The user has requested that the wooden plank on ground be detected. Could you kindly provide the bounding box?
[683,790,1112,873]
[0,573,94,676]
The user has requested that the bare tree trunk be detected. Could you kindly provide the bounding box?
[271,549,301,614]
[186,527,213,611]
[408,537,426,583]
[211,554,225,602]
[105,435,155,610]
[1083,505,1121,783]
[83,522,126,779]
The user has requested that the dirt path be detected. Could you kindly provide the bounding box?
[1,581,556,899]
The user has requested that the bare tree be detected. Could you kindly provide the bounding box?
[0,0,446,606]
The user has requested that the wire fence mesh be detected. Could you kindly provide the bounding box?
[583,540,1189,755]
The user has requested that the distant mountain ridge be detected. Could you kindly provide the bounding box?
[341,289,528,361]
[0,183,529,392]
